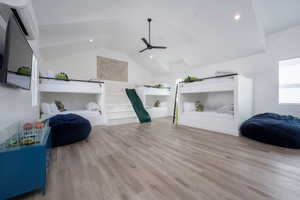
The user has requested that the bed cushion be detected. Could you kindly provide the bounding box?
[183,102,195,112]
[49,114,91,147]
[86,102,100,111]
[240,113,300,149]
[50,103,59,113]
[41,103,51,114]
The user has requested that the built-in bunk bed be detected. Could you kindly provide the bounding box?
[136,85,171,118]
[177,74,253,136]
[39,77,104,126]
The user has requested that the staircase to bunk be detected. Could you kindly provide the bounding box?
[104,81,138,125]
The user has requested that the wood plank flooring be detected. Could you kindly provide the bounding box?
[15,118,300,200]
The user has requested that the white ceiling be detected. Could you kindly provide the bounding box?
[254,0,300,35]
[31,0,300,75]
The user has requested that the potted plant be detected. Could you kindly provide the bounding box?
[55,72,69,81]
[183,76,199,83]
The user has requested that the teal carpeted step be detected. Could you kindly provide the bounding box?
[125,89,151,123]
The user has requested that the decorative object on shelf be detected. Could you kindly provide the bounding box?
[17,66,31,76]
[55,72,69,81]
[154,100,160,107]
[183,76,199,83]
[23,122,33,130]
[153,84,163,88]
[0,121,48,150]
[195,101,204,112]
[55,100,66,112]
[35,122,45,129]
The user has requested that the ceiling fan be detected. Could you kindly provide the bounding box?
[139,18,167,53]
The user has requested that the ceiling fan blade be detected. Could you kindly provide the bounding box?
[151,46,167,49]
[141,38,150,46]
[139,47,148,53]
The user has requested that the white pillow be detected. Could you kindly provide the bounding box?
[86,102,101,111]
[50,103,59,113]
[217,104,234,114]
[160,102,167,107]
[41,103,51,114]
[183,102,195,112]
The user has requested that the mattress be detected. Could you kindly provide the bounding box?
[182,111,234,120]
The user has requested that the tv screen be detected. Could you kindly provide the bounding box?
[3,14,33,90]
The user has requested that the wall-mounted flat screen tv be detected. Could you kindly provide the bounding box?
[2,13,33,90]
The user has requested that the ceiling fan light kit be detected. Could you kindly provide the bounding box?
[139,18,167,53]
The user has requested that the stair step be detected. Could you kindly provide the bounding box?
[104,81,138,125]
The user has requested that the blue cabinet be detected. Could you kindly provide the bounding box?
[0,127,51,200]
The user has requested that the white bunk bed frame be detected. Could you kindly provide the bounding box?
[136,86,171,119]
[177,74,253,136]
[39,77,105,126]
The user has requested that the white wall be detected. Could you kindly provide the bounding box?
[0,86,35,123]
[40,47,154,85]
[159,25,300,117]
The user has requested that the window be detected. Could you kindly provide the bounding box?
[279,58,300,104]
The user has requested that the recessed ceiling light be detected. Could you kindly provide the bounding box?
[89,38,94,43]
[234,13,241,21]
[149,55,153,59]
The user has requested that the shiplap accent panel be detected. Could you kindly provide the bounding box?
[97,56,128,82]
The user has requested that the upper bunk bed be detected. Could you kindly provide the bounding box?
[39,77,103,94]
[180,76,235,94]
[136,86,171,96]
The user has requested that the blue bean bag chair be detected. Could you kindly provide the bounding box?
[49,114,91,147]
[240,113,300,149]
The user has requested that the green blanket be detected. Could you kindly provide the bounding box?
[125,89,151,123]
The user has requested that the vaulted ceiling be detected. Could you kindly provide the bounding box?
[32,0,300,75]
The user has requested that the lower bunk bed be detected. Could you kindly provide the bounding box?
[41,110,104,126]
[179,111,238,136]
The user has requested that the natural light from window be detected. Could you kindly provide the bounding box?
[279,58,300,104]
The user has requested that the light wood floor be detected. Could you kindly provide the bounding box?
[16,118,300,200]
